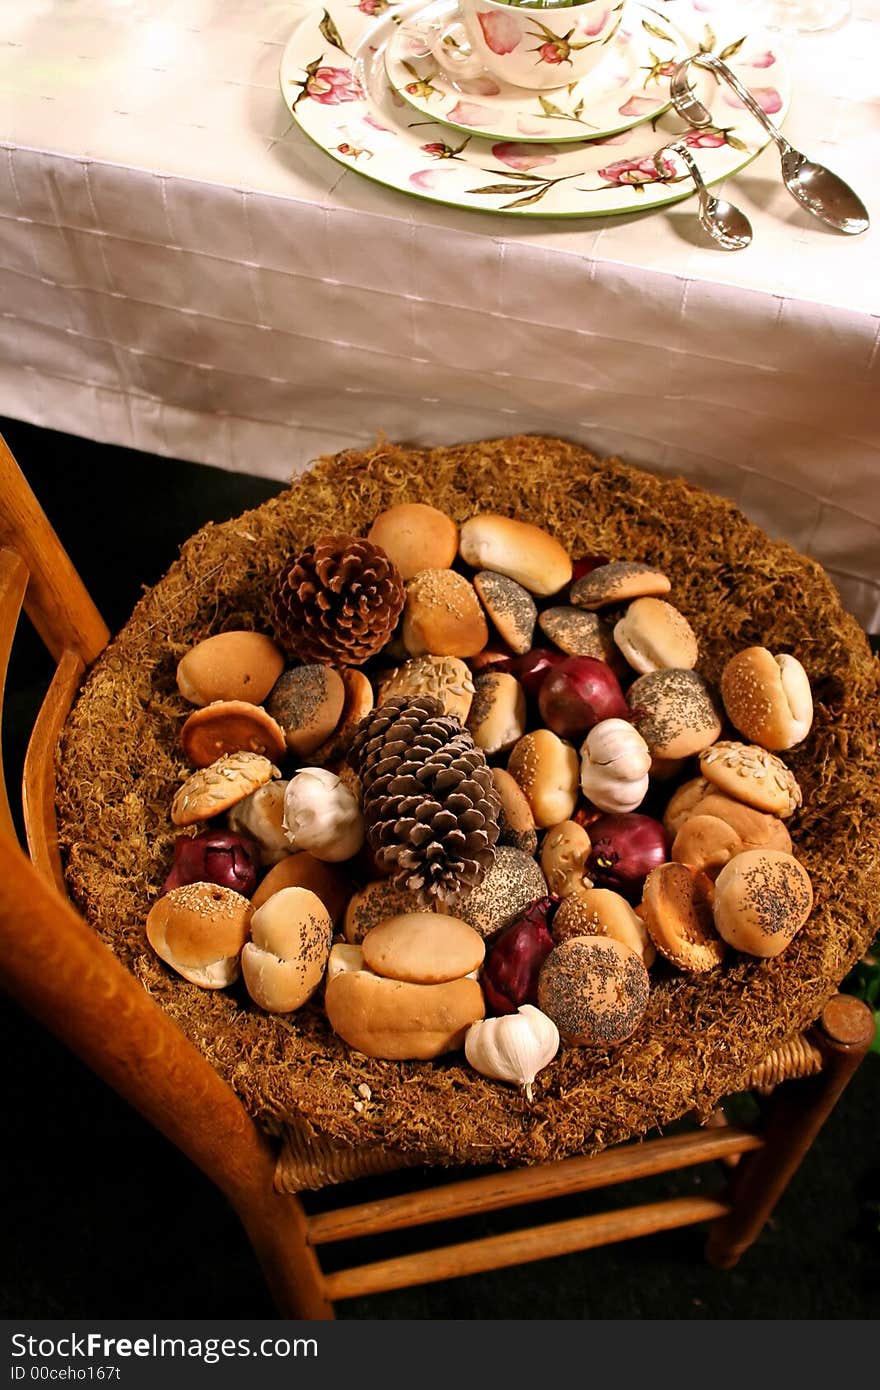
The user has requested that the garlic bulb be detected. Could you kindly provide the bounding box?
[282,767,364,862]
[464,1004,559,1102]
[580,717,651,814]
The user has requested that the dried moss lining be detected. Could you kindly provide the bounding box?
[55,436,880,1171]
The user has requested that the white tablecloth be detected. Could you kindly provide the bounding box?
[1,0,879,628]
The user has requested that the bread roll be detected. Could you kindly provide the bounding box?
[466,671,527,757]
[177,631,285,708]
[551,888,655,967]
[490,767,538,854]
[459,514,572,597]
[538,607,615,661]
[640,862,725,973]
[613,597,699,675]
[146,881,252,988]
[537,936,649,1046]
[309,667,374,764]
[473,571,537,654]
[453,845,548,940]
[241,886,332,1013]
[403,569,489,658]
[699,741,802,817]
[361,912,485,984]
[344,878,432,944]
[671,803,791,880]
[720,646,813,751]
[266,665,346,756]
[540,820,592,900]
[180,700,287,768]
[250,850,351,923]
[171,751,279,826]
[570,561,670,611]
[324,970,485,1059]
[378,655,475,723]
[627,668,722,760]
[367,502,458,580]
[507,729,580,827]
[713,849,813,958]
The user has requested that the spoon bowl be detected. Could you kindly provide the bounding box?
[671,54,870,236]
[658,142,753,251]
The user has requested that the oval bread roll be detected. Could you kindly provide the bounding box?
[324,970,485,1059]
[507,729,580,828]
[250,850,351,923]
[713,849,813,958]
[459,515,572,597]
[368,502,458,580]
[241,886,332,1013]
[720,646,813,751]
[361,911,485,983]
[467,671,527,757]
[613,597,699,675]
[176,631,285,708]
[403,569,489,658]
[146,882,252,988]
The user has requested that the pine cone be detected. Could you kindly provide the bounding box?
[349,695,501,908]
[272,534,405,667]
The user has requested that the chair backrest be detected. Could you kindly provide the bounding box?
[0,432,333,1317]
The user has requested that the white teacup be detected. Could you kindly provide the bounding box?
[430,0,626,93]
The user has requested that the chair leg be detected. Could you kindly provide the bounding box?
[705,994,875,1270]
[232,1186,335,1320]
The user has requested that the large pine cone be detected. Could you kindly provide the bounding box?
[272,534,405,666]
[349,695,501,908]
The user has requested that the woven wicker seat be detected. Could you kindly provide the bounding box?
[1,431,876,1314]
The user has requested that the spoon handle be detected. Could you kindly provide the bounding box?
[695,53,793,158]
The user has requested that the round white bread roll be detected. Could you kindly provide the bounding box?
[459,514,572,597]
[146,882,252,989]
[250,850,351,924]
[712,848,813,958]
[367,502,458,581]
[720,647,814,751]
[361,912,485,984]
[537,935,649,1046]
[507,729,580,828]
[176,631,285,708]
[241,886,332,1013]
[613,597,699,675]
[466,671,527,757]
[324,970,485,1059]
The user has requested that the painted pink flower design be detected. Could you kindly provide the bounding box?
[618,95,657,117]
[745,50,777,69]
[574,7,609,37]
[410,167,458,190]
[363,112,392,131]
[478,11,522,55]
[722,85,782,115]
[460,76,502,96]
[593,130,633,147]
[491,142,558,170]
[598,154,675,185]
[305,66,364,105]
[357,0,388,13]
[682,129,727,149]
[447,101,495,127]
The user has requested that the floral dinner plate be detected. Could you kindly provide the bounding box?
[279,0,790,220]
[384,0,692,145]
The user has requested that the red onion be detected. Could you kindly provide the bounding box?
[537,655,629,739]
[163,829,261,897]
[585,813,669,902]
[571,555,611,584]
[499,647,564,700]
[482,897,556,1015]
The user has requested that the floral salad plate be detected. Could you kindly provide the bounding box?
[385,0,693,144]
[279,0,791,219]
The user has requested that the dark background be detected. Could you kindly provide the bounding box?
[2,416,878,1320]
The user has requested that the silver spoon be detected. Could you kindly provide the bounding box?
[656,142,753,251]
[671,53,870,235]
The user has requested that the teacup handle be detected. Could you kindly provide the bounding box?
[429,18,486,80]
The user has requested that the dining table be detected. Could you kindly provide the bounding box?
[1,0,878,630]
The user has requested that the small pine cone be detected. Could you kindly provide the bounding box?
[272,534,405,667]
[349,695,501,908]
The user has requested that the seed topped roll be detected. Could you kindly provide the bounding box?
[721,647,814,751]
[713,849,813,958]
[537,935,649,1046]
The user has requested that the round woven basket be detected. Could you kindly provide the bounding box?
[55,436,880,1175]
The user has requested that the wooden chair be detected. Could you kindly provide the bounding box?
[0,430,874,1318]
